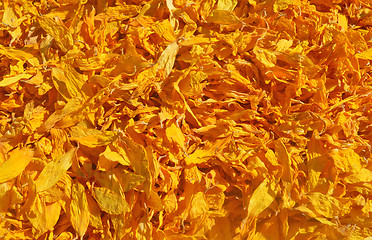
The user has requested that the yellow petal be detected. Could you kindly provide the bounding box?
[152,19,176,43]
[26,195,61,238]
[275,140,292,187]
[253,47,277,68]
[185,149,211,165]
[93,186,130,215]
[75,53,115,71]
[69,126,118,148]
[108,47,150,76]
[0,45,35,61]
[86,192,103,229]
[205,187,225,210]
[207,10,241,25]
[355,48,372,60]
[330,148,362,173]
[38,98,84,133]
[344,168,372,184]
[118,137,151,195]
[116,170,146,192]
[188,192,208,220]
[163,193,178,213]
[247,178,277,218]
[216,0,238,11]
[147,191,163,211]
[273,0,294,12]
[35,148,76,192]
[337,13,348,31]
[0,148,34,183]
[99,145,130,167]
[38,16,73,53]
[306,136,328,191]
[70,181,90,237]
[157,41,179,77]
[0,73,33,87]
[51,64,87,101]
[307,192,341,218]
[165,121,185,149]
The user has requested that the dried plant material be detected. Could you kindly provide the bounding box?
[157,41,180,77]
[0,148,34,183]
[27,197,61,237]
[86,191,103,230]
[69,127,118,148]
[247,178,277,218]
[0,0,371,239]
[99,144,130,167]
[306,192,342,219]
[0,73,33,87]
[92,186,129,215]
[25,179,62,238]
[330,148,362,173]
[37,98,84,133]
[207,10,242,25]
[187,191,209,220]
[38,16,74,53]
[51,64,87,101]
[35,148,76,192]
[70,181,89,238]
[217,0,238,11]
[306,135,329,191]
[355,48,372,60]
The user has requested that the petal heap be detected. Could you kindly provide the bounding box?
[0,0,371,239]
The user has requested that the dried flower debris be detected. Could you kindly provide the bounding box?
[0,0,371,239]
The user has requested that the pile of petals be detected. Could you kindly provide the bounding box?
[0,0,371,239]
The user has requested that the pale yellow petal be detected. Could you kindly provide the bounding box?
[0,148,34,183]
[70,182,90,237]
[35,148,76,192]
